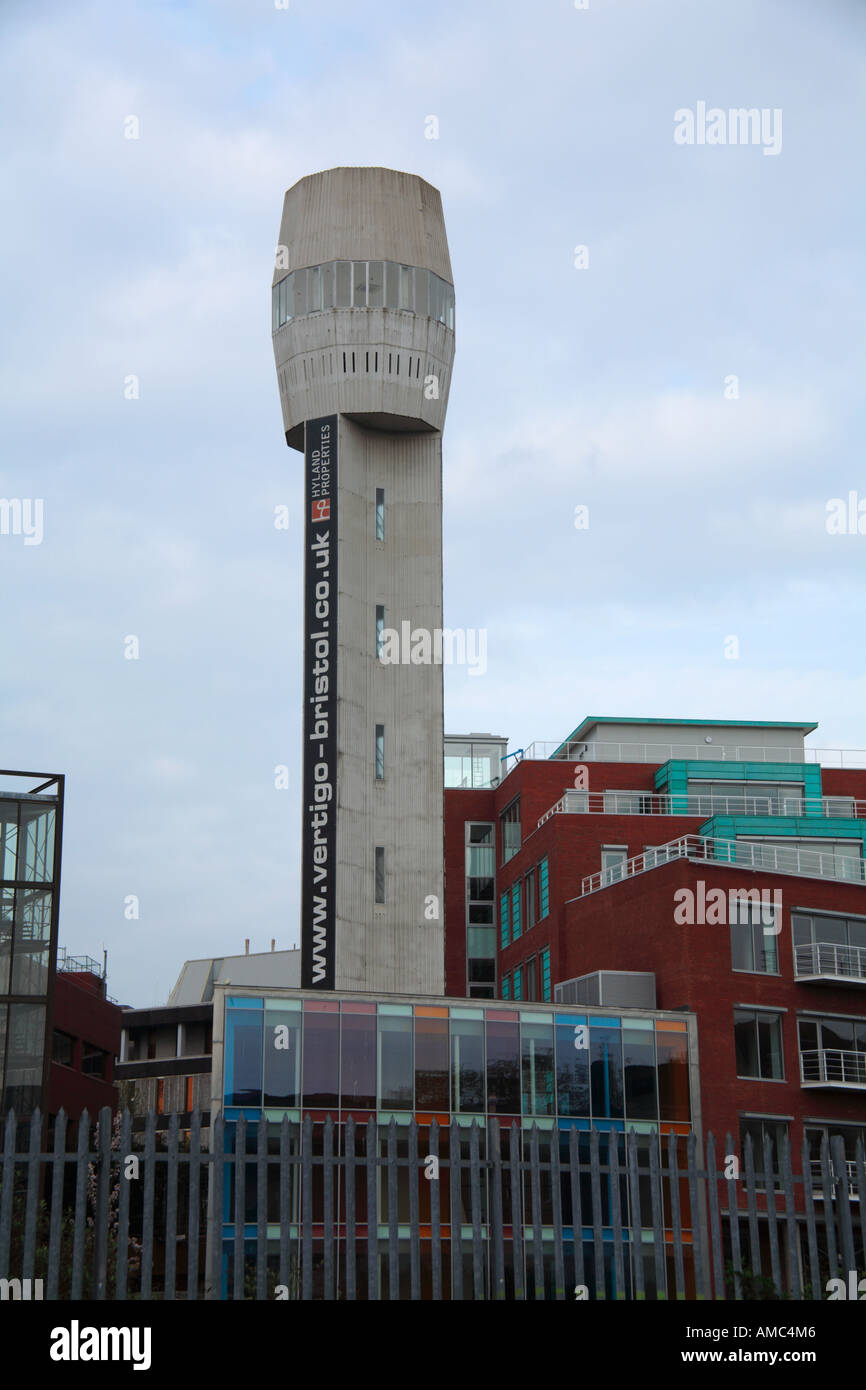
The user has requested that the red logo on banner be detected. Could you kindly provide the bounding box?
[311,498,330,522]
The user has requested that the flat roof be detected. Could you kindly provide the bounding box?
[555,715,819,755]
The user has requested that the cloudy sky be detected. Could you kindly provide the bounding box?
[1,0,863,1006]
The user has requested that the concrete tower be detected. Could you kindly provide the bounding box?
[272,167,455,993]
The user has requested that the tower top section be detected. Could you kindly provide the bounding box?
[273,167,453,286]
[272,167,455,449]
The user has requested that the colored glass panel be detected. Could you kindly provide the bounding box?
[341,1010,377,1108]
[539,858,549,918]
[450,1016,484,1113]
[485,1017,520,1115]
[521,1019,555,1116]
[226,1008,263,1108]
[263,1009,301,1107]
[623,1026,657,1120]
[500,892,509,950]
[589,1026,624,1119]
[415,1014,449,1110]
[302,1010,339,1109]
[657,1029,690,1121]
[379,1014,413,1110]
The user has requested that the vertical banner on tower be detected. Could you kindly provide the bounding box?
[301,415,338,988]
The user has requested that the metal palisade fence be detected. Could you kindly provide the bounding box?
[0,1107,864,1300]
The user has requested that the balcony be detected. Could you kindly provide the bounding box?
[810,1159,862,1200]
[794,942,866,986]
[800,1048,866,1089]
[538,789,865,828]
[515,740,866,768]
[578,834,866,898]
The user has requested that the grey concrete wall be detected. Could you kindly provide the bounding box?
[274,167,453,283]
[335,417,444,993]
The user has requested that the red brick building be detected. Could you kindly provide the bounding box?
[445,717,866,1208]
[47,952,122,1125]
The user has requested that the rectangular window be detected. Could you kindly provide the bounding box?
[500,800,521,864]
[740,1117,788,1190]
[511,881,521,942]
[730,902,779,974]
[525,869,536,929]
[367,261,384,308]
[502,974,511,1000]
[541,947,551,1001]
[798,1015,866,1084]
[524,956,538,1001]
[375,725,385,781]
[156,1079,165,1114]
[450,1015,484,1112]
[385,261,400,309]
[539,858,549,919]
[352,261,367,306]
[499,892,510,950]
[601,845,628,885]
[793,910,866,981]
[375,487,385,541]
[734,1009,784,1080]
[398,264,413,310]
[375,846,385,904]
[293,267,308,318]
[81,1045,106,1079]
[376,605,385,658]
[335,261,351,307]
[321,262,334,309]
[308,264,322,313]
[512,966,522,1000]
[52,1030,74,1067]
[185,1076,194,1112]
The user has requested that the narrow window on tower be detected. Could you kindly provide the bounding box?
[376,489,385,541]
[398,264,413,310]
[352,261,367,307]
[375,846,385,904]
[368,261,384,308]
[375,725,385,780]
[376,605,385,658]
[335,261,351,307]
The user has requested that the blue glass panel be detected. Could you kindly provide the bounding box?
[225,1009,263,1107]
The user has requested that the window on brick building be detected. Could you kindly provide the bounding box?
[52,1030,74,1067]
[500,800,521,864]
[734,1009,784,1080]
[601,845,628,885]
[730,902,779,974]
[525,870,536,929]
[739,1117,788,1190]
[81,1045,107,1079]
[524,956,538,1001]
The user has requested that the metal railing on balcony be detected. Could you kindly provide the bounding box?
[538,789,865,828]
[518,740,866,768]
[810,1158,861,1201]
[578,835,866,898]
[794,941,866,983]
[800,1048,866,1087]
